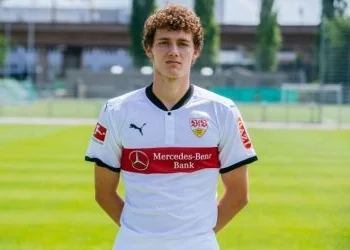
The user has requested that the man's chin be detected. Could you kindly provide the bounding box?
[164,71,182,80]
[164,76,178,81]
[156,68,186,80]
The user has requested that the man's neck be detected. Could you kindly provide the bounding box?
[152,75,190,110]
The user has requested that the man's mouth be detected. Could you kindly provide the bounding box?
[166,60,181,64]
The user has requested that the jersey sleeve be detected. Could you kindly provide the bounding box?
[85,102,122,172]
[218,102,258,174]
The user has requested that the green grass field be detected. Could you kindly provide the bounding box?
[0,125,349,250]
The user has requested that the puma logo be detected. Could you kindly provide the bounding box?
[129,123,146,136]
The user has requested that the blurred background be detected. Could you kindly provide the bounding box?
[0,2,349,250]
[0,0,349,125]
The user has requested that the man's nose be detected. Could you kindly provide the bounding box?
[168,44,179,56]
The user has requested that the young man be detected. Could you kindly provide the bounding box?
[85,4,258,250]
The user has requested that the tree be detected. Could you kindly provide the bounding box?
[319,0,349,83]
[316,0,348,81]
[0,1,6,69]
[194,0,220,69]
[0,35,6,69]
[323,16,350,84]
[255,0,282,72]
[322,0,348,19]
[128,0,156,69]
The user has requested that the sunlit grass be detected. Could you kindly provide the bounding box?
[0,125,349,249]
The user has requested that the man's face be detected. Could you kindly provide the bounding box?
[146,29,198,80]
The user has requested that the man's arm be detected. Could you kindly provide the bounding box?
[94,164,124,226]
[213,165,249,233]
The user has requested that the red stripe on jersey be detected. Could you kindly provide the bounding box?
[121,147,220,174]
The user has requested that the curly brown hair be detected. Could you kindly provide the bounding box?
[142,4,204,55]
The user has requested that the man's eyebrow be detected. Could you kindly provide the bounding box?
[156,37,191,43]
[178,39,191,43]
[156,37,170,41]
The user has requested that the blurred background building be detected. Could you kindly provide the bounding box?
[0,0,327,81]
[0,0,349,124]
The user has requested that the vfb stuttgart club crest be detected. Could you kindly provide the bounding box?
[189,118,208,137]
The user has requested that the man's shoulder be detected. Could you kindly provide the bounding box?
[105,87,146,111]
[193,85,236,109]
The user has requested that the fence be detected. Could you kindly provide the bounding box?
[1,98,349,125]
[0,79,349,125]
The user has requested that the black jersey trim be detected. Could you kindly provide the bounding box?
[172,84,194,110]
[85,156,121,173]
[220,156,258,174]
[145,83,194,111]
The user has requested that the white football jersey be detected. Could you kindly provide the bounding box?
[85,84,258,240]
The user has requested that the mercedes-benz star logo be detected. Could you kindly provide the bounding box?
[128,150,149,171]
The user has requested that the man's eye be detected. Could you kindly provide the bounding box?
[179,43,189,46]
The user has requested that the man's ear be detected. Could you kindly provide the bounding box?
[145,47,153,60]
[192,50,199,65]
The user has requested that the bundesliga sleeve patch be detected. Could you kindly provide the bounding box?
[237,117,252,149]
[93,122,107,144]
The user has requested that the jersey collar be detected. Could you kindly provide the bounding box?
[145,83,194,111]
